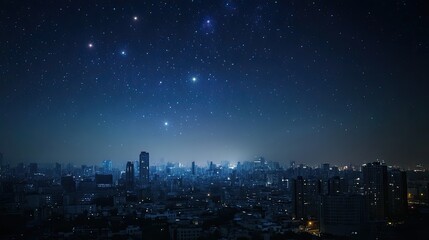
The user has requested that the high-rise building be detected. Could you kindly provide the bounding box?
[292,176,321,220]
[191,161,196,175]
[61,175,76,193]
[328,176,347,195]
[126,161,135,189]
[134,160,139,177]
[102,160,112,173]
[362,162,388,221]
[320,194,369,237]
[55,162,62,177]
[322,163,330,179]
[427,183,429,205]
[139,151,149,184]
[387,169,407,219]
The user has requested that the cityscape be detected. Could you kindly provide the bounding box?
[0,152,429,239]
[1,0,429,239]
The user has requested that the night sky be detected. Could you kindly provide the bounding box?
[1,0,428,168]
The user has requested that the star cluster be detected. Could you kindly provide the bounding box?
[0,0,428,167]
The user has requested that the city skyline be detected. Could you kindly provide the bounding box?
[1,1,428,167]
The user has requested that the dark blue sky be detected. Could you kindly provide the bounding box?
[1,0,428,168]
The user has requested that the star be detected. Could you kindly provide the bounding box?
[192,77,197,82]
[202,17,214,34]
[120,50,126,56]
[88,43,93,48]
[133,16,138,21]
[164,121,169,126]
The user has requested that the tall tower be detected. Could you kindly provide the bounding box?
[292,176,321,220]
[387,169,407,219]
[362,162,388,221]
[191,161,196,175]
[139,151,149,185]
[126,161,134,189]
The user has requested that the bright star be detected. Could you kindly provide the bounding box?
[133,16,138,21]
[164,121,169,126]
[120,51,126,55]
[192,77,197,82]
[202,17,214,34]
[88,43,93,48]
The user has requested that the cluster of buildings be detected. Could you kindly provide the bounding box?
[0,151,428,239]
[292,162,408,238]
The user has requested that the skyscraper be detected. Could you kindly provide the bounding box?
[191,161,196,175]
[322,163,330,179]
[139,151,149,185]
[126,161,135,189]
[387,169,407,219]
[102,160,112,173]
[292,176,321,220]
[362,162,388,221]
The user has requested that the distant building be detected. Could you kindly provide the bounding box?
[61,175,76,193]
[95,174,113,188]
[126,161,134,189]
[28,163,38,175]
[292,176,321,220]
[102,160,112,173]
[170,224,202,240]
[387,169,407,219]
[55,162,61,177]
[191,161,196,175]
[427,183,429,205]
[328,176,347,195]
[139,151,149,184]
[362,162,388,221]
[82,165,94,177]
[322,163,330,179]
[320,194,369,237]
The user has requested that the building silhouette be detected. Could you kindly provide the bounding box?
[102,160,112,173]
[387,169,407,219]
[28,163,38,175]
[320,194,369,237]
[55,162,61,175]
[362,162,388,221]
[139,151,149,185]
[328,176,347,195]
[191,161,196,175]
[292,176,321,220]
[95,174,113,188]
[126,161,134,189]
[61,175,76,193]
